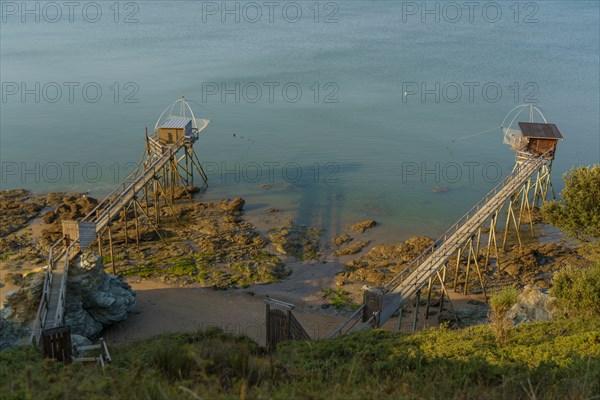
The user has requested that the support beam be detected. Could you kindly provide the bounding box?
[412,290,421,333]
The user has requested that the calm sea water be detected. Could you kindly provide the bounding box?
[1,1,598,239]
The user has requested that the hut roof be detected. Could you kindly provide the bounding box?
[160,117,192,129]
[518,122,563,140]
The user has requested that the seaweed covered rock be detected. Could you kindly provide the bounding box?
[219,197,245,213]
[268,220,321,261]
[497,242,582,287]
[350,220,376,234]
[335,240,370,256]
[0,189,45,237]
[41,194,98,245]
[334,234,353,246]
[338,236,434,285]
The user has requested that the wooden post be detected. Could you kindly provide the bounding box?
[265,303,271,349]
[123,207,128,245]
[453,247,461,291]
[424,277,433,320]
[134,199,167,245]
[397,306,404,332]
[464,239,473,295]
[436,270,460,324]
[185,147,191,186]
[154,179,160,225]
[412,290,420,333]
[108,226,115,275]
[439,263,447,313]
[286,310,292,341]
[133,198,140,247]
[96,209,102,256]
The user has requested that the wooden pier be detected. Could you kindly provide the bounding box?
[32,98,208,346]
[330,112,563,337]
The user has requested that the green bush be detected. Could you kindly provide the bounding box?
[541,165,600,239]
[490,287,518,313]
[1,322,599,399]
[489,287,518,344]
[551,263,600,317]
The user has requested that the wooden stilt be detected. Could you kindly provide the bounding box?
[412,290,420,332]
[436,270,459,324]
[133,198,140,247]
[397,307,404,332]
[108,226,115,275]
[464,239,473,295]
[425,277,433,319]
[123,207,128,245]
[439,263,447,312]
[453,247,462,291]
[134,199,168,245]
[502,200,512,250]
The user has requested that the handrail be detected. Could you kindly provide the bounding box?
[327,305,365,338]
[53,239,79,327]
[82,136,185,228]
[81,133,170,222]
[31,239,66,344]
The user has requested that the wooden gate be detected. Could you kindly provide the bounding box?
[362,286,384,327]
[42,326,72,364]
[265,298,310,350]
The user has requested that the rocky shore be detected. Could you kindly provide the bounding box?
[0,188,589,349]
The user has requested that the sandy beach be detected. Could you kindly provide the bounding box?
[103,280,345,346]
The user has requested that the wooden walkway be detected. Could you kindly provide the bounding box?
[84,136,189,233]
[43,264,63,329]
[330,152,553,336]
[33,136,190,344]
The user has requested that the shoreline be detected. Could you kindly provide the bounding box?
[0,187,579,347]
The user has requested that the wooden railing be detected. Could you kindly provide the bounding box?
[53,239,79,327]
[31,241,64,345]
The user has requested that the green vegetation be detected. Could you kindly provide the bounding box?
[1,319,599,399]
[321,288,359,310]
[489,287,518,344]
[119,252,287,289]
[541,165,600,239]
[489,287,518,312]
[551,262,600,318]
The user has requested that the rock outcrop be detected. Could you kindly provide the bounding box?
[339,236,434,285]
[268,220,321,261]
[334,234,353,246]
[64,252,136,338]
[219,197,245,213]
[41,195,98,246]
[0,189,45,237]
[0,252,135,350]
[497,242,581,288]
[350,220,376,234]
[335,240,370,256]
[507,284,555,324]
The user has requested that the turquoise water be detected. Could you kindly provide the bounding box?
[1,1,598,239]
